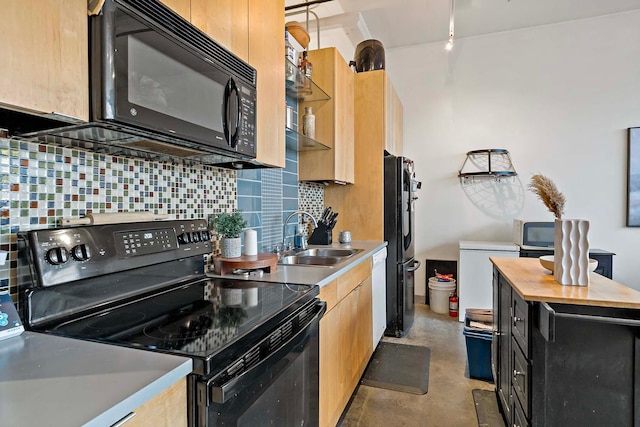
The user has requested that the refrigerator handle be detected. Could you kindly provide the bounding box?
[407,260,421,272]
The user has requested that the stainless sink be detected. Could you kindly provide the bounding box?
[278,248,363,267]
[295,248,361,258]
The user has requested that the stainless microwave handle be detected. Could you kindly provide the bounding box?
[223,78,241,149]
[207,300,326,404]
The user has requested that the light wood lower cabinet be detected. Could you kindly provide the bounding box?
[319,260,373,427]
[123,378,187,427]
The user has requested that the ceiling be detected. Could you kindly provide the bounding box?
[284,0,640,50]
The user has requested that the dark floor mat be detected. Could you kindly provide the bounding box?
[472,389,505,427]
[360,342,430,394]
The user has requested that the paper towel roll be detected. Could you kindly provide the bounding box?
[243,229,258,256]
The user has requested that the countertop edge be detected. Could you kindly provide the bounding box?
[491,257,640,309]
[206,241,388,287]
[312,241,388,287]
[85,359,193,427]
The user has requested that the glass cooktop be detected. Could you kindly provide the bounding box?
[45,278,317,370]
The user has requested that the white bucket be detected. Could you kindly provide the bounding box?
[428,277,457,314]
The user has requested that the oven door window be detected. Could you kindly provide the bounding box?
[113,10,229,147]
[202,313,320,427]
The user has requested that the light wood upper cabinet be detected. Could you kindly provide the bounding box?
[0,0,88,122]
[159,0,191,21]
[186,0,285,168]
[324,70,402,241]
[248,0,285,168]
[191,0,249,62]
[299,48,354,183]
[385,76,403,156]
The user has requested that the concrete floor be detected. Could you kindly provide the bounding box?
[340,303,495,427]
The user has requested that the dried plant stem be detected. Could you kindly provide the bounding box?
[528,174,566,219]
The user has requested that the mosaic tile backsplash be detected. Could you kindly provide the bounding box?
[0,135,325,298]
[0,137,237,296]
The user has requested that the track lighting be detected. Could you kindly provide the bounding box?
[446,0,455,51]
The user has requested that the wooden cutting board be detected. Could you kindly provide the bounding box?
[212,253,278,275]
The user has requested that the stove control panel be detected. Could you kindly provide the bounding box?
[19,219,212,288]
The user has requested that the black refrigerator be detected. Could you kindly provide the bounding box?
[384,154,421,337]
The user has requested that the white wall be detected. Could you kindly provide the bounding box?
[386,11,640,295]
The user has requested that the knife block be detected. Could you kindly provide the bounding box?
[308,223,333,245]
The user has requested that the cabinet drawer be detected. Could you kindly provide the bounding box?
[511,340,529,419]
[319,279,338,312]
[337,259,372,301]
[512,291,529,356]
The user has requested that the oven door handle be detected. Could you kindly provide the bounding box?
[207,300,326,404]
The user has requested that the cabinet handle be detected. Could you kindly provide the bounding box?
[111,412,136,427]
[513,316,523,325]
[513,369,524,378]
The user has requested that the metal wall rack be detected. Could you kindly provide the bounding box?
[458,149,517,183]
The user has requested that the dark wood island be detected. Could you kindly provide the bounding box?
[491,257,640,427]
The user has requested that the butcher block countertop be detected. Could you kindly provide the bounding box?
[490,257,640,309]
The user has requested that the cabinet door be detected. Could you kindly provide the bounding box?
[248,0,285,168]
[325,70,386,241]
[191,0,249,61]
[300,48,354,183]
[384,74,403,156]
[125,377,187,426]
[355,276,373,375]
[159,0,191,21]
[319,304,342,427]
[0,0,88,121]
[497,276,512,425]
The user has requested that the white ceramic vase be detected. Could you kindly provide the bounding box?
[221,237,242,258]
[554,219,590,286]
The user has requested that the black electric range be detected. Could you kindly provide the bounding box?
[17,219,323,426]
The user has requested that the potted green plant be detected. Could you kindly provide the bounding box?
[211,211,248,258]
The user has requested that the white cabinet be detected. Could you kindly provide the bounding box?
[458,241,519,322]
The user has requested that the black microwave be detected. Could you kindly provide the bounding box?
[23,0,257,166]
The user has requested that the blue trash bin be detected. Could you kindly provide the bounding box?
[463,328,493,382]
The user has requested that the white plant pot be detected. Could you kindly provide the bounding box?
[221,237,242,258]
[554,219,590,286]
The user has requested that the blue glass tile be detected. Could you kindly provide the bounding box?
[237,179,262,196]
[283,198,298,211]
[237,196,261,212]
[237,169,261,181]
[283,185,298,198]
[285,147,298,162]
[282,172,298,186]
[284,158,297,174]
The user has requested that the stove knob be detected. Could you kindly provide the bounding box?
[201,230,211,241]
[178,232,192,244]
[191,231,201,243]
[45,247,69,265]
[71,244,91,261]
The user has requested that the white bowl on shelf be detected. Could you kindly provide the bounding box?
[539,255,598,273]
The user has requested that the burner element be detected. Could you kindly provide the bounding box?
[86,311,146,332]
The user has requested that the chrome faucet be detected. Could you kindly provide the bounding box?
[283,210,318,250]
